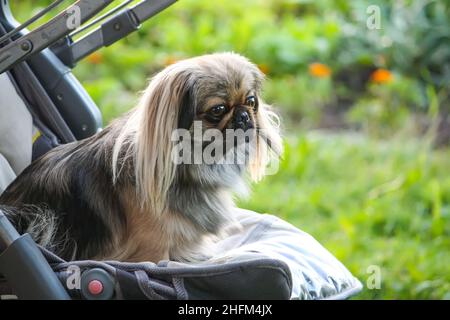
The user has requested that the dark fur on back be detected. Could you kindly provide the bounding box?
[0,117,130,260]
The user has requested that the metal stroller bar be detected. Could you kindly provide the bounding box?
[0,0,115,75]
[51,0,178,67]
[0,0,66,47]
[70,0,134,38]
[132,0,178,22]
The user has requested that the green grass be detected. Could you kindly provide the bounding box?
[238,132,450,299]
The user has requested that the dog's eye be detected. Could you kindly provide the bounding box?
[246,96,258,110]
[209,105,227,117]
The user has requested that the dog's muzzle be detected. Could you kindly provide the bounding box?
[233,106,253,131]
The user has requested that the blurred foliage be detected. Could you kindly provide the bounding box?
[10,0,450,299]
[11,0,450,126]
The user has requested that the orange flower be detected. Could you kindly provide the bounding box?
[86,52,103,64]
[370,68,393,84]
[164,56,178,66]
[258,63,270,75]
[309,62,331,78]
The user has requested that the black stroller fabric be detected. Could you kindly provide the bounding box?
[41,248,292,300]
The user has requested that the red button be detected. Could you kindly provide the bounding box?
[88,280,103,295]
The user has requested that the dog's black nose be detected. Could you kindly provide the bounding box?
[233,108,253,130]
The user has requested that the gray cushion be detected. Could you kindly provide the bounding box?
[0,73,33,176]
[191,208,363,299]
[0,153,15,195]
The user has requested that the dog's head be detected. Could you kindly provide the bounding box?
[116,53,282,213]
[176,53,263,132]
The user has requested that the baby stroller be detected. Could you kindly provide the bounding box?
[0,0,362,300]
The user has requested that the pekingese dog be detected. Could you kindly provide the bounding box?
[0,53,282,262]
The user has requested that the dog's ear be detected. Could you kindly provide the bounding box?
[248,100,283,182]
[243,65,282,182]
[135,66,193,213]
[177,86,195,130]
